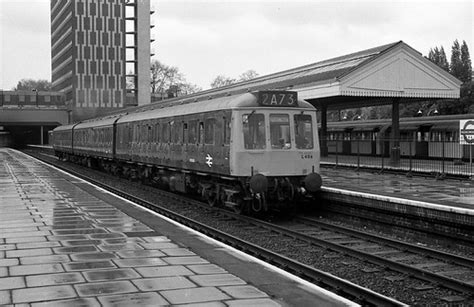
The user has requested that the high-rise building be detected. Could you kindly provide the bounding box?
[50,0,153,121]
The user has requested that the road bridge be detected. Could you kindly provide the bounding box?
[0,91,69,146]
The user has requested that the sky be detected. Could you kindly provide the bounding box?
[0,0,472,91]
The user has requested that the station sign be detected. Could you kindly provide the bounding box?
[257,91,298,107]
[460,119,474,144]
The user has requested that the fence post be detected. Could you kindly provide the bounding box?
[357,138,360,171]
[442,137,445,177]
[407,140,412,177]
[470,144,472,179]
[379,138,385,173]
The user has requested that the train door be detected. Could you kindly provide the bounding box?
[221,113,231,174]
[197,118,206,171]
[342,128,352,154]
[415,125,431,158]
[203,117,217,172]
[187,119,199,170]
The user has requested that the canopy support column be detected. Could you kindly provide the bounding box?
[390,98,401,164]
[320,104,328,157]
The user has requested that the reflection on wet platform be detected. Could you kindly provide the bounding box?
[0,149,295,306]
[322,167,474,207]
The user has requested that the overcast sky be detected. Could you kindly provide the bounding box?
[0,0,472,91]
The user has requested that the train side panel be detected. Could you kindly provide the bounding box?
[116,110,232,175]
[73,125,114,159]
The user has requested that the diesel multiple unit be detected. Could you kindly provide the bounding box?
[53,90,323,214]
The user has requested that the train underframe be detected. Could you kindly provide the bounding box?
[57,152,314,215]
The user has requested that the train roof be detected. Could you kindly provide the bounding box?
[74,115,121,130]
[53,123,77,132]
[116,91,315,124]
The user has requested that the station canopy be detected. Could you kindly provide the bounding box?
[111,41,461,115]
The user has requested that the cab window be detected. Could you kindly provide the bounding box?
[243,113,266,149]
[270,114,291,149]
[294,114,314,149]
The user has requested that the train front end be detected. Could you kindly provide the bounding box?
[230,91,322,211]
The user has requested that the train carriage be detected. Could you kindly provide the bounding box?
[52,90,323,214]
[72,116,118,162]
[51,123,77,155]
[325,114,473,160]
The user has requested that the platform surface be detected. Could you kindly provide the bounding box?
[0,148,355,306]
[321,165,474,211]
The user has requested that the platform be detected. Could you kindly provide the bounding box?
[321,164,474,210]
[0,148,355,306]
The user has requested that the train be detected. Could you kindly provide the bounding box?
[52,90,323,214]
[324,113,474,160]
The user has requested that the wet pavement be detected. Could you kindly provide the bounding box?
[321,164,474,210]
[0,148,355,306]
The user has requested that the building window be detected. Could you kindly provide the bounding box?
[77,2,84,15]
[90,2,96,15]
[90,32,96,45]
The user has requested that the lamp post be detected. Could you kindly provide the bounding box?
[32,89,38,107]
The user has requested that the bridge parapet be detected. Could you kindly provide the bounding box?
[0,90,67,109]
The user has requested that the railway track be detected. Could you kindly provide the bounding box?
[275,216,474,294]
[25,149,474,305]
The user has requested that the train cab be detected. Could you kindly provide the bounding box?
[229,91,322,199]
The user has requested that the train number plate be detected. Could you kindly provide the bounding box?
[257,91,298,107]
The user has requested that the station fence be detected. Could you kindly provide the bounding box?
[321,138,474,179]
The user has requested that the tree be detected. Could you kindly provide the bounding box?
[210,70,260,88]
[13,79,52,91]
[428,46,449,71]
[460,40,472,83]
[238,69,259,81]
[210,75,237,88]
[150,60,201,98]
[177,82,202,96]
[450,39,464,80]
[150,60,183,96]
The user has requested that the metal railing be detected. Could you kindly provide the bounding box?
[322,138,474,178]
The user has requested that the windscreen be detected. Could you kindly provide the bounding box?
[243,113,266,149]
[294,114,314,149]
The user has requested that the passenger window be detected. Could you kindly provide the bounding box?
[189,121,197,144]
[198,122,204,144]
[155,123,160,142]
[294,114,314,149]
[204,118,216,144]
[172,122,181,143]
[169,121,174,143]
[183,123,188,144]
[162,122,169,143]
[242,113,266,149]
[270,114,291,149]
